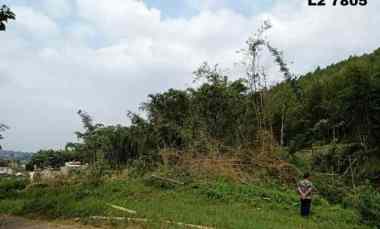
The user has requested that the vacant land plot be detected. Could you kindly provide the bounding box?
[0,177,371,229]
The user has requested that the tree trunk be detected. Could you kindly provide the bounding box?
[280,105,287,146]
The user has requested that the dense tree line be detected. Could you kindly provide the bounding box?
[270,50,380,151]
[25,21,380,184]
[28,48,380,173]
[26,149,80,170]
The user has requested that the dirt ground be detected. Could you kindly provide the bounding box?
[0,216,98,229]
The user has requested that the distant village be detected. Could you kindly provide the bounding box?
[0,159,24,176]
[0,158,88,182]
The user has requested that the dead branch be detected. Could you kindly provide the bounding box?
[89,216,215,229]
[106,203,137,214]
[151,175,185,185]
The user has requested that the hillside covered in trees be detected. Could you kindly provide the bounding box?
[0,150,32,161]
[1,2,380,228]
[17,45,380,228]
[2,11,380,227]
[29,46,380,180]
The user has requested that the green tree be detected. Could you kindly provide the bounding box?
[74,110,104,165]
[192,65,251,147]
[0,5,15,31]
[143,89,191,149]
[0,124,9,150]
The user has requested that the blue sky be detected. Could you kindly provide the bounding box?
[1,0,379,152]
[5,0,276,19]
[3,0,275,49]
[144,0,276,18]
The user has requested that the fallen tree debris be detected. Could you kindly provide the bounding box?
[164,220,215,229]
[150,175,185,185]
[89,216,215,229]
[90,216,147,223]
[106,203,137,214]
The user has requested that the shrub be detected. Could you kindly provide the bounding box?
[82,161,112,186]
[199,179,299,207]
[21,194,61,217]
[357,186,380,227]
[19,185,107,218]
[312,175,349,203]
[0,177,28,199]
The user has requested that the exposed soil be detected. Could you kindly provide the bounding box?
[0,216,98,229]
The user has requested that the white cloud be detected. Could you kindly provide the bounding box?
[1,0,380,151]
[11,6,61,41]
[39,0,74,19]
[267,0,380,72]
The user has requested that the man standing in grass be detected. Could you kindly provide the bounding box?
[298,172,314,217]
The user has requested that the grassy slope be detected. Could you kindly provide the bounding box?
[0,177,370,229]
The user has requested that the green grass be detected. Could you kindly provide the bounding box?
[0,177,371,229]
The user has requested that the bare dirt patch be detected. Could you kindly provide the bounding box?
[0,216,98,229]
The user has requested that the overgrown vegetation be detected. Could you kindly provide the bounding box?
[29,36,380,180]
[0,176,371,229]
[5,21,380,228]
[0,177,28,199]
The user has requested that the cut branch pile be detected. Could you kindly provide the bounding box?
[89,216,215,229]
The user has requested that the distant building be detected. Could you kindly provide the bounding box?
[0,166,14,176]
[65,161,83,168]
[61,161,88,176]
[15,172,24,177]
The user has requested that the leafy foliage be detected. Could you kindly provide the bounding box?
[18,21,380,196]
[0,5,15,31]
[26,47,380,186]
[0,123,9,150]
[357,186,380,227]
[0,177,28,199]
[0,177,369,229]
[340,185,380,227]
[26,149,81,170]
